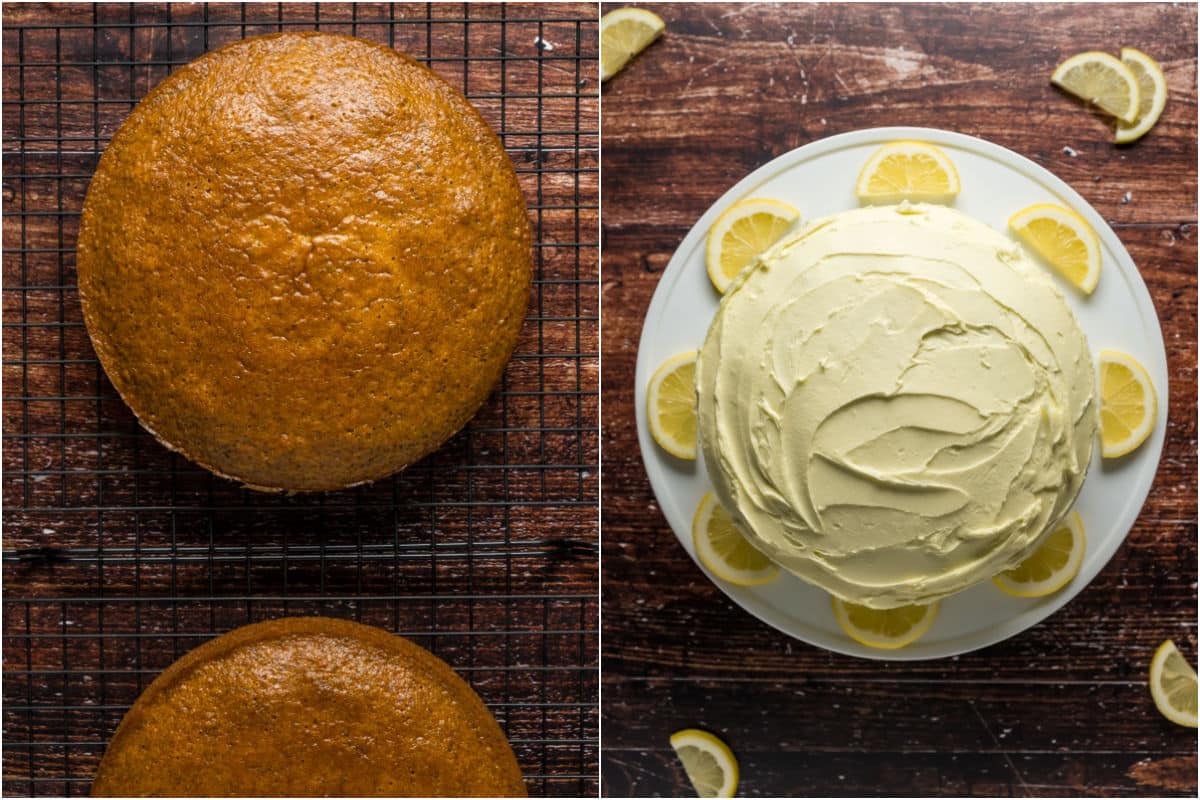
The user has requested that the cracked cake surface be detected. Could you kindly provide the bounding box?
[77,32,531,491]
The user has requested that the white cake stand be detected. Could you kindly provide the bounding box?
[633,126,1169,660]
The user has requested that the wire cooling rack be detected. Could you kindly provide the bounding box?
[1,3,598,796]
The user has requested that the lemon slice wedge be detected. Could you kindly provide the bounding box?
[1116,48,1168,144]
[705,198,800,294]
[854,141,961,205]
[993,512,1086,597]
[692,493,780,586]
[647,352,698,460]
[670,728,738,798]
[600,7,664,82]
[1052,51,1141,123]
[1149,640,1199,728]
[1098,350,1157,458]
[832,597,939,650]
[1008,203,1102,294]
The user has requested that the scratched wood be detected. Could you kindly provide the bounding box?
[1,3,599,797]
[600,3,1197,797]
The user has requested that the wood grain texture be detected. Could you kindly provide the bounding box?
[600,3,1197,797]
[2,3,599,797]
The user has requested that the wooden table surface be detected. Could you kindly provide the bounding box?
[600,4,1198,797]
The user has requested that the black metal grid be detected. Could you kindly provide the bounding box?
[1,3,599,796]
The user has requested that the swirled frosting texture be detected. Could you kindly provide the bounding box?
[697,204,1096,608]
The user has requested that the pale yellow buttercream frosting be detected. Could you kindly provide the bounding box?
[696,203,1096,608]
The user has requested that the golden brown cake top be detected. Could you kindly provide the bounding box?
[90,617,527,797]
[77,32,531,491]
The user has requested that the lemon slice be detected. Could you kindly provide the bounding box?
[705,198,800,294]
[993,512,1086,598]
[832,597,939,650]
[1116,48,1168,144]
[1008,203,1102,294]
[647,352,698,460]
[692,493,780,586]
[1149,640,1199,728]
[670,728,738,798]
[1098,350,1157,458]
[1052,51,1141,123]
[854,141,961,205]
[600,8,664,82]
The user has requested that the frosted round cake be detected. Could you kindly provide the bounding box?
[696,203,1096,609]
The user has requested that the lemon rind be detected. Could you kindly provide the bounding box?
[599,8,665,82]
[705,198,800,294]
[1007,202,1102,295]
[691,493,781,586]
[992,512,1087,598]
[854,141,961,205]
[1115,48,1168,144]
[669,728,740,798]
[647,351,698,460]
[831,597,939,650]
[1149,640,1199,729]
[1098,350,1157,459]
[1051,50,1141,123]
